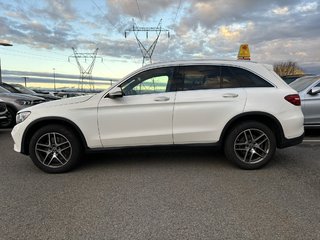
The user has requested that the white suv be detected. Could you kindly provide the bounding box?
[11,60,304,173]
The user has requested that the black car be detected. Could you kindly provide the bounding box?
[0,99,8,127]
[0,83,60,101]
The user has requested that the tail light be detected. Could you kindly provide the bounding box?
[285,94,301,106]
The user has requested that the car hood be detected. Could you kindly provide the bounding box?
[35,93,60,100]
[22,94,94,112]
[0,92,44,100]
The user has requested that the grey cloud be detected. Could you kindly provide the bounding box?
[33,0,77,21]
[107,0,175,20]
[1,0,319,71]
[4,69,117,81]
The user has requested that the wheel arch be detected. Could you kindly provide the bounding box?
[2,103,18,127]
[21,117,88,155]
[219,112,285,148]
[4,103,18,112]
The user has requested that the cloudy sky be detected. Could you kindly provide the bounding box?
[0,0,319,90]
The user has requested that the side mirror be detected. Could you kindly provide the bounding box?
[107,87,123,99]
[308,88,320,96]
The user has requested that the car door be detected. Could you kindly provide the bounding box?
[302,81,320,125]
[173,65,247,144]
[97,67,176,147]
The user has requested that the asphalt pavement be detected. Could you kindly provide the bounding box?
[0,129,319,240]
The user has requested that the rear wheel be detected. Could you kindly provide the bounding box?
[29,125,82,173]
[224,121,276,169]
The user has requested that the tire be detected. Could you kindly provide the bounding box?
[29,124,82,173]
[0,107,16,128]
[224,121,276,170]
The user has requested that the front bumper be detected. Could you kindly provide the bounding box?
[11,122,25,153]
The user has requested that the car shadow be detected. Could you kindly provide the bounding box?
[78,145,228,170]
[304,128,320,136]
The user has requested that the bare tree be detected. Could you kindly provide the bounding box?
[273,61,304,77]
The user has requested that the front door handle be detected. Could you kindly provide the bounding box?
[154,96,170,102]
[223,93,239,98]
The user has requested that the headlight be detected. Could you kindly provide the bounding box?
[16,111,31,124]
[15,99,33,105]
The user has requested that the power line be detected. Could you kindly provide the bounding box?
[90,0,121,33]
[0,48,65,61]
[0,49,67,63]
[164,0,182,55]
[173,0,182,24]
[135,0,143,20]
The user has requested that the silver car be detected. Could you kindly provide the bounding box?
[0,86,45,127]
[290,75,320,128]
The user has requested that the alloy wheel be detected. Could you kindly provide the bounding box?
[234,128,270,164]
[35,132,72,168]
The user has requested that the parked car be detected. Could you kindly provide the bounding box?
[0,82,60,101]
[11,60,304,173]
[0,86,45,127]
[0,99,8,126]
[55,91,87,98]
[289,75,320,128]
[281,74,314,84]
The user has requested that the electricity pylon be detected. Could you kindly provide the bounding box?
[125,19,169,65]
[68,48,102,92]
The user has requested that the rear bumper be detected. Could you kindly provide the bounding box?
[278,132,304,149]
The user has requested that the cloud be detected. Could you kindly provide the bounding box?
[0,0,319,72]
[33,0,77,21]
[272,6,289,15]
[107,0,175,21]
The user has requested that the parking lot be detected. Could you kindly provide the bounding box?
[0,128,319,240]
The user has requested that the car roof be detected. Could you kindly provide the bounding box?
[141,59,262,69]
[118,59,286,88]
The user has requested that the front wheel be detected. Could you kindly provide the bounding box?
[0,107,16,128]
[29,125,82,173]
[224,121,276,170]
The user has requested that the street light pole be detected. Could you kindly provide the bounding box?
[21,77,28,87]
[53,68,56,91]
[0,41,13,83]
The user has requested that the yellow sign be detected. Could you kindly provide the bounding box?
[238,44,250,60]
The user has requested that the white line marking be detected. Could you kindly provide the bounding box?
[303,140,320,143]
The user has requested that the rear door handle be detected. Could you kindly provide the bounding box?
[222,93,239,98]
[154,96,170,102]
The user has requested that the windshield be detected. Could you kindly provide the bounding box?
[0,86,11,93]
[289,76,320,92]
[0,83,20,93]
[12,84,35,94]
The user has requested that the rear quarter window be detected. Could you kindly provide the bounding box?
[221,66,273,88]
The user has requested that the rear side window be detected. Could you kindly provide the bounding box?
[221,66,273,88]
[174,65,220,91]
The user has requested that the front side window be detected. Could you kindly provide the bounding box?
[121,67,174,96]
[221,66,273,88]
[175,65,220,91]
